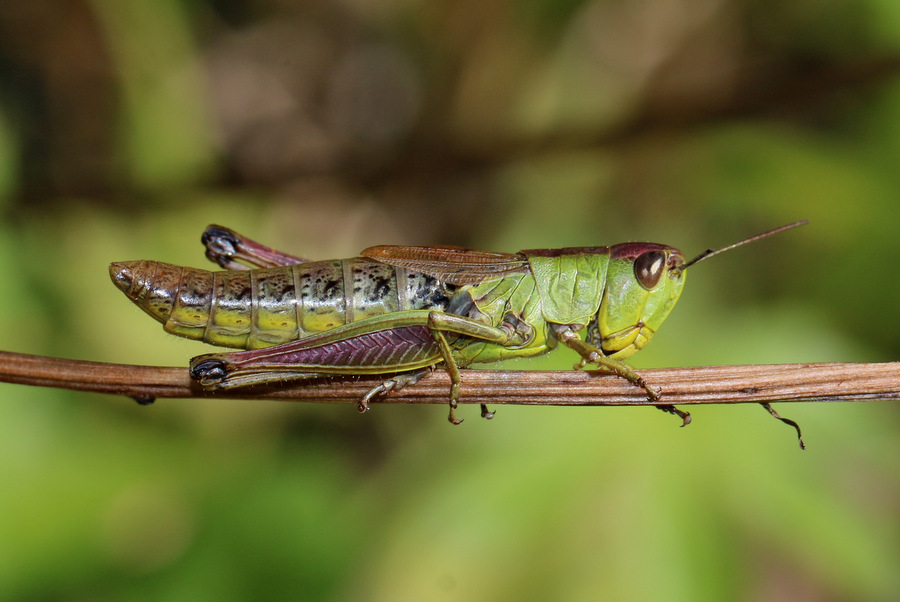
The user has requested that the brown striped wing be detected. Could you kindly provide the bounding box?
[361,245,530,285]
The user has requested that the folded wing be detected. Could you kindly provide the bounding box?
[362,245,530,285]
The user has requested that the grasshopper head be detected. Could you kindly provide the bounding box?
[590,243,687,360]
[588,220,808,360]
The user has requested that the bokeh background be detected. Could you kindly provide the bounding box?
[1,1,899,600]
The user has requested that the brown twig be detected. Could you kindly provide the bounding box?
[1,350,898,406]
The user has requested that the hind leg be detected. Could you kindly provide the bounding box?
[201,225,311,269]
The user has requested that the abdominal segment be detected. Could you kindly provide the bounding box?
[113,258,456,349]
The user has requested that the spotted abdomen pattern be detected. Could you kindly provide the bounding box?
[111,258,457,349]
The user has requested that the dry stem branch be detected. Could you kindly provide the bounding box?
[1,350,898,407]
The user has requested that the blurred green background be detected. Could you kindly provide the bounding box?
[1,1,899,600]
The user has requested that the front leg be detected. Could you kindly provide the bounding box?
[201,225,312,269]
[553,324,691,427]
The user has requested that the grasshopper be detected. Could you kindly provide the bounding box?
[110,221,806,428]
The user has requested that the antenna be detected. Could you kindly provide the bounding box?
[679,220,808,272]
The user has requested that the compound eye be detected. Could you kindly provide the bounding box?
[634,250,666,290]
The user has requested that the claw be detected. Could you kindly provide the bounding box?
[357,369,434,415]
[446,381,465,424]
[634,376,661,402]
[359,380,396,413]
[480,404,495,419]
[656,404,691,427]
[357,386,381,413]
[448,406,463,425]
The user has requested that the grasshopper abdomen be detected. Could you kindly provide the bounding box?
[110,258,457,350]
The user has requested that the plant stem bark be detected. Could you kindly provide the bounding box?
[1,351,897,407]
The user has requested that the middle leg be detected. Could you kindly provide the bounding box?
[426,310,533,424]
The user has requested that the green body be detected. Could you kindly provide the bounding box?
[111,221,803,425]
[112,244,687,371]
